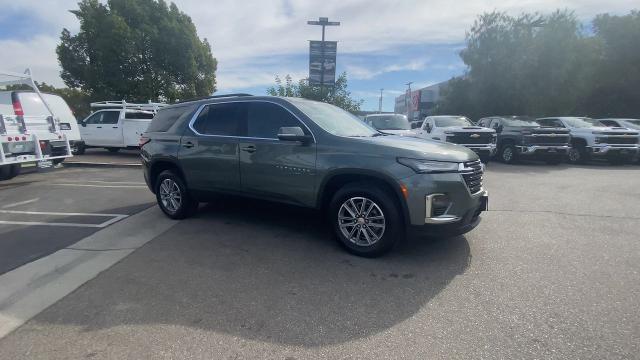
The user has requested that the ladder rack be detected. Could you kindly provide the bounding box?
[90,100,168,113]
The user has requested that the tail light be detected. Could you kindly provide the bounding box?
[39,140,47,151]
[11,93,24,116]
[139,135,151,147]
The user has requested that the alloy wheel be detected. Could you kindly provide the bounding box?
[502,147,513,162]
[159,178,182,213]
[568,148,580,163]
[338,197,386,246]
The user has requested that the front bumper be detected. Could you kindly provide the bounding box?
[399,171,488,235]
[409,190,487,237]
[455,143,496,156]
[517,145,570,156]
[587,145,639,157]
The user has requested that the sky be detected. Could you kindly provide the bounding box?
[0,0,637,111]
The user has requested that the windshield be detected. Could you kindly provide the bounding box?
[287,98,378,137]
[367,114,410,130]
[434,116,473,127]
[564,117,597,128]
[624,120,640,128]
[502,116,540,127]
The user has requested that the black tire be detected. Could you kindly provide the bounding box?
[499,144,517,164]
[568,143,588,164]
[329,182,402,257]
[106,147,120,153]
[53,158,65,165]
[155,170,198,219]
[71,142,85,155]
[0,164,20,181]
[479,154,491,164]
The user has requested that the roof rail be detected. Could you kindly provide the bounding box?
[175,93,253,104]
[90,100,168,112]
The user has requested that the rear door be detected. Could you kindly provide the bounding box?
[238,101,316,206]
[178,102,244,192]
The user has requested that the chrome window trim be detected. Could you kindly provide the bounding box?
[187,99,316,142]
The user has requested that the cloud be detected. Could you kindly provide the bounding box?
[1,0,638,92]
[0,35,63,86]
[345,58,430,80]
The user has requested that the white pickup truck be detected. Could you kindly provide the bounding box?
[412,115,497,162]
[77,101,166,154]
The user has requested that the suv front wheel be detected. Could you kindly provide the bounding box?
[329,182,402,257]
[155,170,198,219]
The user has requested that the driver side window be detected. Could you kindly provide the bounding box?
[84,112,103,125]
[490,119,501,129]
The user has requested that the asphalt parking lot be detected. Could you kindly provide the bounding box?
[0,161,639,359]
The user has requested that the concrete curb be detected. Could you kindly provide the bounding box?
[63,161,141,168]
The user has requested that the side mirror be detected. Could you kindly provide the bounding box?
[80,121,86,127]
[277,126,311,143]
[426,123,432,133]
[495,125,503,133]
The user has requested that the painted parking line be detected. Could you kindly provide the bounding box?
[0,210,128,228]
[1,198,40,209]
[51,183,147,189]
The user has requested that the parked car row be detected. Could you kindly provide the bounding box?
[363,113,640,165]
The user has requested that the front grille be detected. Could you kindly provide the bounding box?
[447,132,494,145]
[526,135,570,145]
[462,160,483,194]
[599,136,638,145]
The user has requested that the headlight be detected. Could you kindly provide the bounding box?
[397,158,460,173]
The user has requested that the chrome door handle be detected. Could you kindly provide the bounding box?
[241,145,256,153]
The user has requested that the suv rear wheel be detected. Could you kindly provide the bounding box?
[329,182,401,257]
[155,170,198,219]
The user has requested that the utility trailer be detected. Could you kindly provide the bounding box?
[0,69,72,181]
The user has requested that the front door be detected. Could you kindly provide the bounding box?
[178,102,244,193]
[93,110,122,146]
[239,101,316,206]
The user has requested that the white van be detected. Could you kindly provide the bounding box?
[0,91,82,157]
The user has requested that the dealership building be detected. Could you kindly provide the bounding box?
[394,80,450,121]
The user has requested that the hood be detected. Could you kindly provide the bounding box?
[358,134,479,163]
[574,126,639,135]
[379,129,416,136]
[442,126,495,133]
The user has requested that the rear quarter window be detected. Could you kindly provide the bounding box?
[147,105,195,132]
[125,112,155,120]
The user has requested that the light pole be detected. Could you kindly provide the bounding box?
[378,88,384,113]
[307,17,340,99]
[405,82,413,119]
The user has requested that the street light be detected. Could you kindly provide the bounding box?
[405,82,413,119]
[307,17,340,98]
[378,88,384,113]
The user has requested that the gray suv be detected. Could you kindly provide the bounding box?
[141,95,488,257]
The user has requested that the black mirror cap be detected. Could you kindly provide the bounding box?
[277,126,312,143]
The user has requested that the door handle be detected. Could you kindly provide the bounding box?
[112,126,118,129]
[182,141,195,148]
[96,126,102,128]
[241,145,256,153]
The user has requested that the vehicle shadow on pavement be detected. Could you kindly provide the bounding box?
[486,161,635,174]
[32,199,471,347]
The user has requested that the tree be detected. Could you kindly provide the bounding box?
[57,0,217,103]
[267,72,363,113]
[437,9,640,119]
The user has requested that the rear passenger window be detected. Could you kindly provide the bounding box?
[192,102,246,136]
[147,106,192,132]
[125,112,154,120]
[246,102,302,139]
